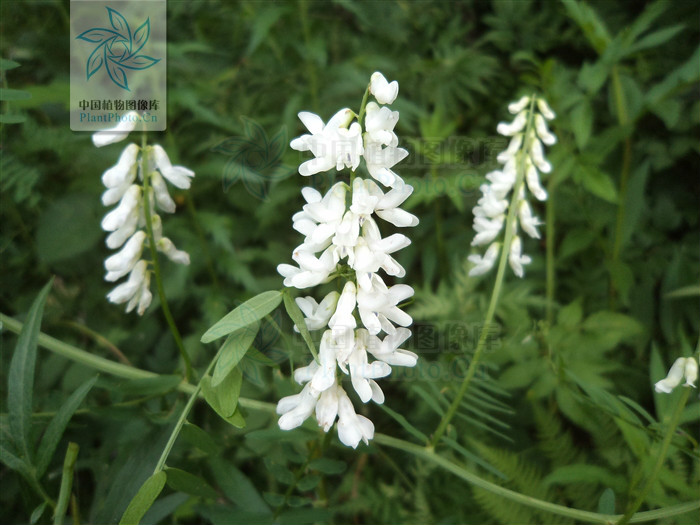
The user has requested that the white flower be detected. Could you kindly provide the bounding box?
[101,144,139,188]
[508,96,530,114]
[151,145,195,189]
[277,383,321,431]
[496,111,527,136]
[363,140,408,188]
[157,237,190,265]
[337,388,374,448]
[373,181,419,227]
[150,171,176,213]
[655,357,698,393]
[518,199,542,239]
[346,330,391,403]
[370,72,399,105]
[468,242,500,277]
[352,218,410,289]
[92,111,141,147]
[356,274,413,336]
[290,109,363,176]
[469,96,554,278]
[104,231,147,281]
[366,327,418,367]
[508,236,531,278]
[101,185,141,232]
[106,260,152,315]
[295,291,339,331]
[278,72,416,447]
[364,102,399,146]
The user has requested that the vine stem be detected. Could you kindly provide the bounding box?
[431,96,538,447]
[152,343,224,474]
[3,313,697,523]
[615,387,691,525]
[374,433,698,524]
[0,313,274,413]
[140,132,193,381]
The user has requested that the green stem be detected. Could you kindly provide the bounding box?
[59,320,132,365]
[615,387,691,525]
[53,442,79,525]
[0,313,276,414]
[374,433,699,524]
[140,133,193,381]
[357,85,371,128]
[152,350,218,474]
[431,96,538,447]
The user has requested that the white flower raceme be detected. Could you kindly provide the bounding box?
[276,72,418,448]
[93,120,194,315]
[654,357,698,393]
[468,95,556,278]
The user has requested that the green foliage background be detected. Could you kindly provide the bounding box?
[1,1,698,524]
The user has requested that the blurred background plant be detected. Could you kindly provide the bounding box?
[1,1,698,524]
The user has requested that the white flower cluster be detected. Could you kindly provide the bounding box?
[654,357,697,394]
[468,95,556,278]
[276,73,419,448]
[93,112,194,315]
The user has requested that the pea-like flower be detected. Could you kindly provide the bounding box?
[93,118,194,315]
[276,72,418,448]
[469,95,556,278]
[654,357,698,393]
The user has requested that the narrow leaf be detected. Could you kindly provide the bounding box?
[165,468,218,499]
[8,279,53,464]
[308,458,346,475]
[180,423,220,456]
[36,376,97,477]
[119,471,167,525]
[201,290,282,343]
[216,367,243,417]
[0,58,21,70]
[54,442,79,525]
[283,292,318,361]
[211,322,259,387]
[0,88,32,101]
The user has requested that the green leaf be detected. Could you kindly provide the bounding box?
[0,441,32,478]
[579,165,618,203]
[597,488,616,515]
[263,492,285,507]
[208,457,271,514]
[201,376,246,428]
[0,58,21,70]
[35,375,97,477]
[562,0,611,54]
[119,471,167,525]
[165,467,218,499]
[544,464,626,493]
[201,290,282,343]
[30,502,47,524]
[296,474,321,491]
[0,88,31,101]
[264,457,295,484]
[0,114,26,124]
[626,25,684,56]
[308,458,346,475]
[211,322,258,387]
[570,99,593,149]
[216,367,243,417]
[8,279,53,464]
[180,423,220,455]
[283,292,318,361]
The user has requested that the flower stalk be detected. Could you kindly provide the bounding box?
[432,95,549,447]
